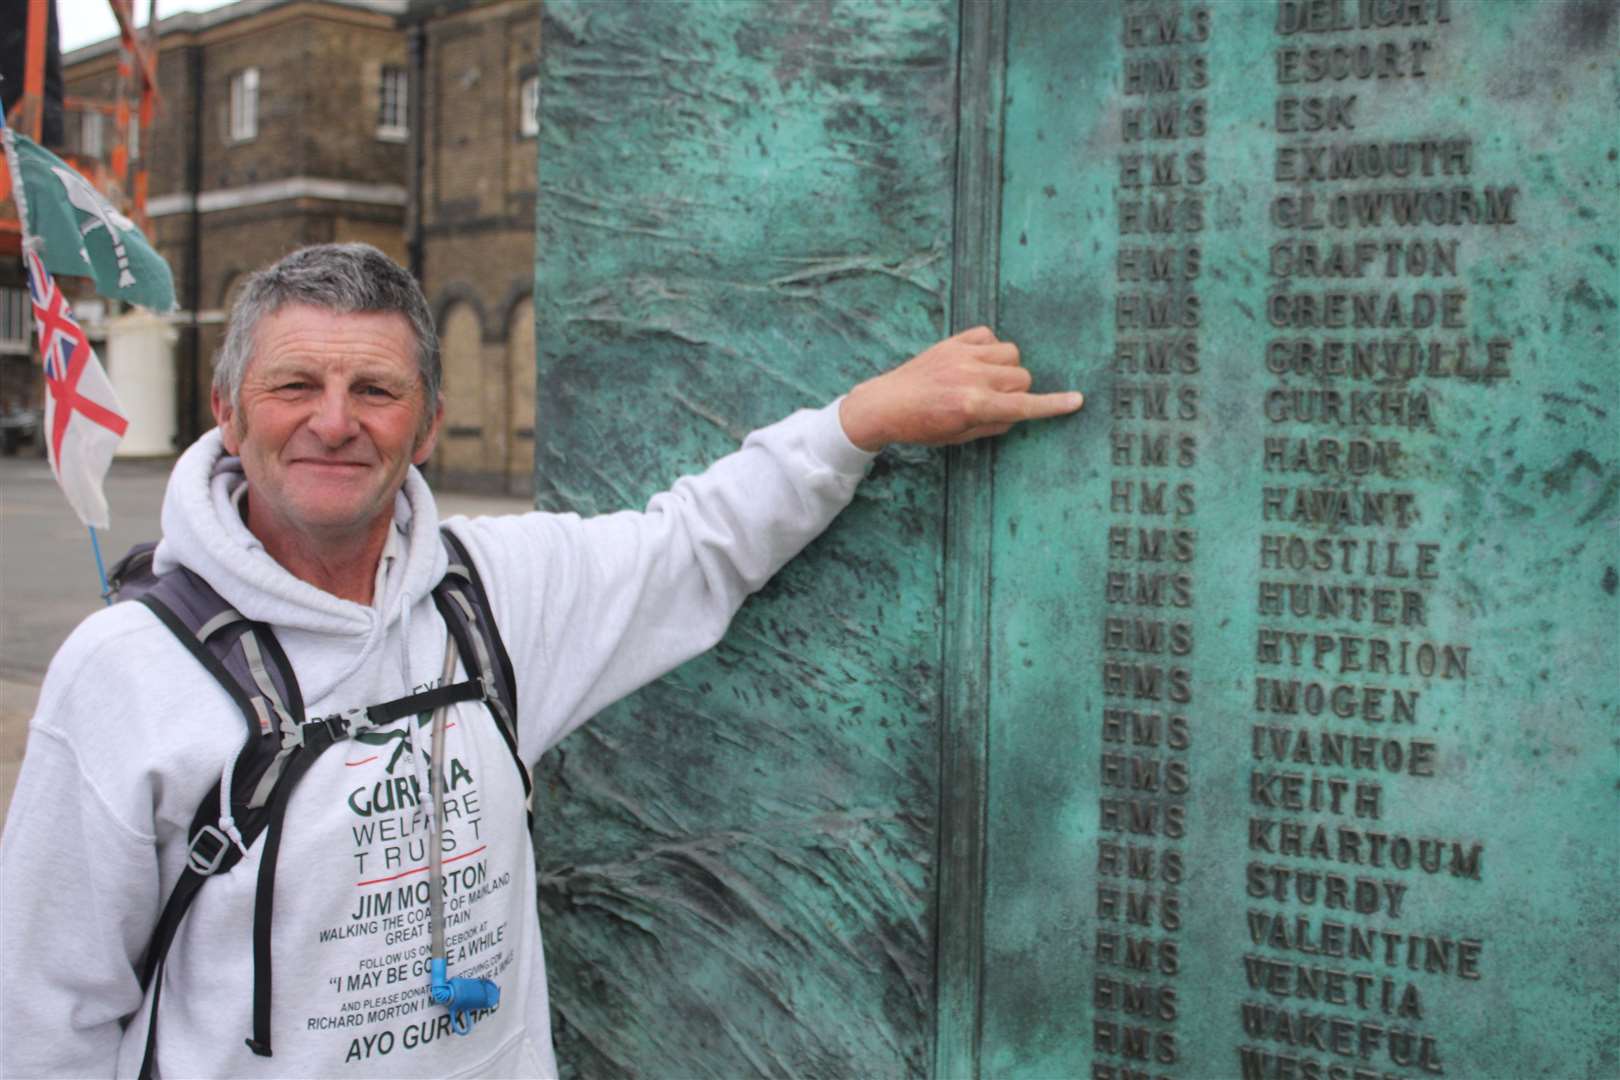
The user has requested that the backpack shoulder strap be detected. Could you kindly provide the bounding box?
[434,527,526,799]
[126,565,310,1077]
[136,566,303,740]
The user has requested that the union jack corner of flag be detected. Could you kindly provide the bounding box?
[23,244,129,464]
[25,247,77,381]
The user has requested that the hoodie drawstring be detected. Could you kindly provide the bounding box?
[425,631,500,1032]
[399,599,438,833]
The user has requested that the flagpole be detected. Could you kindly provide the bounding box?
[89,527,113,605]
[3,109,120,603]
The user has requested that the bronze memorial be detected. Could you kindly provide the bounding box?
[535,1,1617,1076]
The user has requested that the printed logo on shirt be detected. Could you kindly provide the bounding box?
[297,697,517,1064]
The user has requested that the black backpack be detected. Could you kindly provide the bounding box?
[106,528,526,1078]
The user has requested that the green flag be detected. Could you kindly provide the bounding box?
[9,131,176,312]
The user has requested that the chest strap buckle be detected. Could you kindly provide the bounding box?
[186,824,231,876]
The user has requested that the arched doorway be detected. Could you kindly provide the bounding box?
[505,295,535,496]
[436,300,484,482]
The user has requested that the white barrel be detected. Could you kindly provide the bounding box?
[106,310,178,457]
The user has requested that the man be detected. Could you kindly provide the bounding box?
[0,243,1080,1077]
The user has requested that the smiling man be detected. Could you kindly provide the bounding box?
[216,303,441,603]
[0,243,1082,1078]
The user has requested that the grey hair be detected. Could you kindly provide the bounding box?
[214,243,440,412]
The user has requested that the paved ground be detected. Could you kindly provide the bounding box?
[0,454,531,832]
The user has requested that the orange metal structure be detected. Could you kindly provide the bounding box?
[1,0,161,255]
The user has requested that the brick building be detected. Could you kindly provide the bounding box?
[404,0,540,494]
[63,0,411,450]
[58,0,541,493]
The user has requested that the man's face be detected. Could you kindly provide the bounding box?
[212,304,442,547]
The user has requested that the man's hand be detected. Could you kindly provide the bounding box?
[838,326,1084,452]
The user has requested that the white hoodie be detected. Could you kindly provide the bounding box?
[0,401,873,1078]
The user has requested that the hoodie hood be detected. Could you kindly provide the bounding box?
[153,428,449,703]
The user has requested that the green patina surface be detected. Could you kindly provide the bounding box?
[537,0,1617,1076]
[533,1,955,1075]
[984,2,1616,1077]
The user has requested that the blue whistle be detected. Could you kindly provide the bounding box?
[429,957,501,1034]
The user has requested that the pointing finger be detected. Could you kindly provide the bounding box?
[1022,390,1085,419]
[985,390,1085,423]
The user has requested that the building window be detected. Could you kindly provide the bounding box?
[377,65,408,141]
[0,288,30,356]
[229,67,259,141]
[127,115,139,161]
[82,110,104,157]
[519,75,538,138]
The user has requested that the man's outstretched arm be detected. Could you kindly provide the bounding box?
[453,325,1084,757]
[838,326,1084,450]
